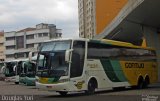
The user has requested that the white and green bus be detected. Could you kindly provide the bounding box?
[35,38,158,95]
[4,59,27,84]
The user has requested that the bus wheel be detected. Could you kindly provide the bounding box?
[137,77,144,89]
[86,79,97,94]
[58,91,68,96]
[143,76,150,88]
[15,82,19,84]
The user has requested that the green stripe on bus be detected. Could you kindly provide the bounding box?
[100,59,121,82]
[110,60,127,82]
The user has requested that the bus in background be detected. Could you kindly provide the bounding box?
[35,38,158,96]
[4,59,26,84]
[0,62,5,81]
[21,55,37,86]
[19,55,43,86]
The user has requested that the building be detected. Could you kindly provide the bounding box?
[78,0,96,39]
[78,0,127,39]
[4,23,62,61]
[78,0,160,81]
[0,31,5,62]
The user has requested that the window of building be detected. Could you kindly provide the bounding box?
[16,36,24,49]
[26,34,34,39]
[17,53,24,58]
[38,33,43,37]
[6,54,14,58]
[43,33,48,37]
[26,44,34,48]
[6,45,15,50]
[6,37,15,41]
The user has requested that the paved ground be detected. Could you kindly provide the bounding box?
[0,81,160,101]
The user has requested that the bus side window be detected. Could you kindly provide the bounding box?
[70,52,81,78]
[70,41,85,78]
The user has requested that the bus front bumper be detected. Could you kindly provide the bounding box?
[25,77,36,86]
[5,77,16,82]
[36,82,76,92]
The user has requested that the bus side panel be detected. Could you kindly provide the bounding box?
[120,61,158,86]
[86,59,130,89]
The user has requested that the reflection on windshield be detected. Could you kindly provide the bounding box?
[37,51,69,77]
[50,52,68,76]
[40,41,71,52]
[37,54,48,70]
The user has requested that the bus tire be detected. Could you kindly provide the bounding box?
[137,77,144,89]
[85,78,97,95]
[58,91,68,96]
[143,76,150,88]
[15,82,19,84]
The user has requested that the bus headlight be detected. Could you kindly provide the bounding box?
[59,78,70,83]
[35,76,39,82]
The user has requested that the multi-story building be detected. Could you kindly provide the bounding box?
[4,23,62,61]
[0,31,5,62]
[78,0,96,39]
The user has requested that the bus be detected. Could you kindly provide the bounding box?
[19,55,37,86]
[0,62,5,80]
[4,59,27,84]
[35,38,158,96]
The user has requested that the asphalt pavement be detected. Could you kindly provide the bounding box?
[0,81,160,101]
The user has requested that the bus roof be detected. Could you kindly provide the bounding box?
[5,58,28,63]
[39,38,155,50]
[90,39,155,50]
[41,38,89,43]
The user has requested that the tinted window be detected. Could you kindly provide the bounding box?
[70,41,85,78]
[88,42,156,61]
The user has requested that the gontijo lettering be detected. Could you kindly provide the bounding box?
[125,63,144,68]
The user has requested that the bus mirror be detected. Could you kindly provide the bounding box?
[65,49,73,63]
[0,66,5,74]
[13,65,16,72]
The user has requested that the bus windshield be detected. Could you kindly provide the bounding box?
[5,62,16,77]
[37,41,71,77]
[39,41,71,52]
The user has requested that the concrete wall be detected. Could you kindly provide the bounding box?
[143,26,160,81]
[94,0,144,39]
[96,0,128,34]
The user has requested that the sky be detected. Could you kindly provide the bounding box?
[0,0,79,38]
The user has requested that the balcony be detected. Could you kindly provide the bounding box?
[34,37,50,43]
[15,47,37,53]
[4,32,16,37]
[26,39,35,44]
[0,37,4,43]
[4,40,15,46]
[5,49,16,55]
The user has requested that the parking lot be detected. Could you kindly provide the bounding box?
[0,81,160,101]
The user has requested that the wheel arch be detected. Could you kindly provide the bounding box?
[87,76,98,88]
[144,74,150,84]
[137,75,144,85]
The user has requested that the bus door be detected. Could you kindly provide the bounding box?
[70,41,86,90]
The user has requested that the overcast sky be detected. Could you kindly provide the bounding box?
[0,0,79,38]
